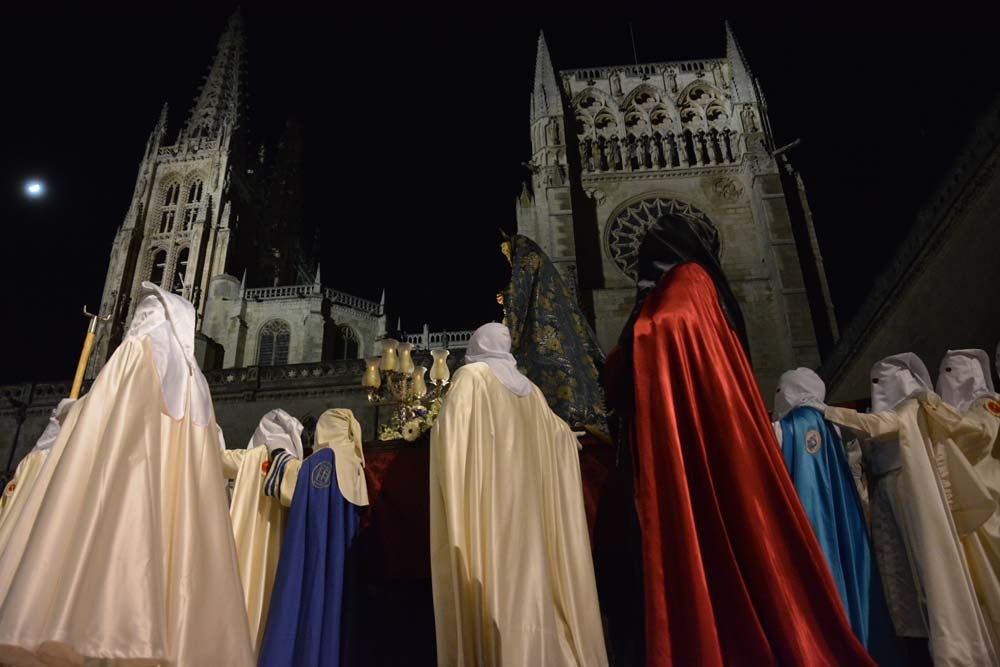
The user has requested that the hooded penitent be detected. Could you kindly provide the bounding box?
[604,214,875,666]
[502,234,607,430]
[938,349,997,413]
[0,282,253,665]
[826,353,999,666]
[222,408,305,656]
[772,368,896,659]
[429,322,608,666]
[935,349,1000,653]
[464,322,533,397]
[259,408,368,667]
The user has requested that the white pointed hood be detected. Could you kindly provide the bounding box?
[870,352,933,412]
[773,367,826,421]
[465,322,533,397]
[247,408,304,460]
[126,281,212,426]
[316,408,369,507]
[31,398,76,452]
[937,349,997,412]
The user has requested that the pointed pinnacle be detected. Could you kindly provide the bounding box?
[531,30,561,124]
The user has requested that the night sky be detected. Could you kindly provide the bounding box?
[1,7,997,383]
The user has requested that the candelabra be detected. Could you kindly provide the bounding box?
[362,340,452,441]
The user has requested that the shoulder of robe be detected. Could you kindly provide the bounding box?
[88,337,156,394]
[648,308,695,328]
[450,363,492,389]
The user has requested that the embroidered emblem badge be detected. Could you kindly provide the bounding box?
[261,459,271,475]
[986,400,1000,417]
[4,481,15,496]
[805,429,822,454]
[311,461,333,489]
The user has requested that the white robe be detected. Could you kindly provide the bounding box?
[429,362,607,667]
[0,398,75,549]
[827,395,998,666]
[0,336,253,665]
[222,445,288,657]
[0,449,49,553]
[950,396,1000,648]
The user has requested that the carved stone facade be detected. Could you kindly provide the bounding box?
[517,27,839,400]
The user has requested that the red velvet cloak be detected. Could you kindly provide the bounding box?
[619,263,874,666]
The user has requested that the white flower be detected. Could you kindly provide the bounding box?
[401,420,422,442]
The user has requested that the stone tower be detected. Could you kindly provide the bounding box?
[517,25,839,397]
[91,11,250,372]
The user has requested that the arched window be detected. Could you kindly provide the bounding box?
[172,247,189,293]
[187,180,204,204]
[159,182,179,233]
[149,249,167,285]
[257,319,291,366]
[182,180,203,231]
[334,325,359,360]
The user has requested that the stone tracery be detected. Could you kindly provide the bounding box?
[605,197,719,281]
[573,73,741,174]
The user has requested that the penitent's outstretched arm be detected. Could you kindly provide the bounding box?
[824,406,901,442]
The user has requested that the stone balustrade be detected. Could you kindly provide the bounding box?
[242,284,318,300]
[324,288,383,316]
[239,284,384,317]
[403,330,474,350]
[568,58,725,83]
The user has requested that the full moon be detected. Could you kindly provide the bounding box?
[25,180,44,198]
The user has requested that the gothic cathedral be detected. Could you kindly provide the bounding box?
[90,13,387,377]
[516,26,839,395]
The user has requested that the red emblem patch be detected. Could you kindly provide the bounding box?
[986,400,1000,417]
[261,460,271,475]
[4,481,15,496]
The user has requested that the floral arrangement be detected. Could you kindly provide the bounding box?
[378,394,445,442]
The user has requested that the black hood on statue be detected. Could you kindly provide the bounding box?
[621,214,750,360]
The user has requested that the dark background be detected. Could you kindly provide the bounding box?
[1,6,998,382]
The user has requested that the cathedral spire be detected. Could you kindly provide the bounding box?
[185,10,245,138]
[725,21,754,106]
[156,102,169,133]
[725,20,773,145]
[530,31,562,124]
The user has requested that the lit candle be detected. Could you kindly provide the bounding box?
[430,348,451,384]
[362,358,382,389]
[412,365,428,397]
[397,342,415,375]
[380,339,399,372]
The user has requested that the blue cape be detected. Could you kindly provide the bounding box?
[780,406,897,664]
[259,449,361,667]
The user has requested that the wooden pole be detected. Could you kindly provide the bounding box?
[70,308,108,399]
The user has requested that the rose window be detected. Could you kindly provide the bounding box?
[606,197,718,281]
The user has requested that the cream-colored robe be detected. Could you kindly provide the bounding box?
[0,337,253,666]
[221,445,288,657]
[948,397,1000,647]
[429,362,607,667]
[827,396,998,667]
[0,450,48,554]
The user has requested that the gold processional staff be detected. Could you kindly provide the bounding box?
[70,307,110,399]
